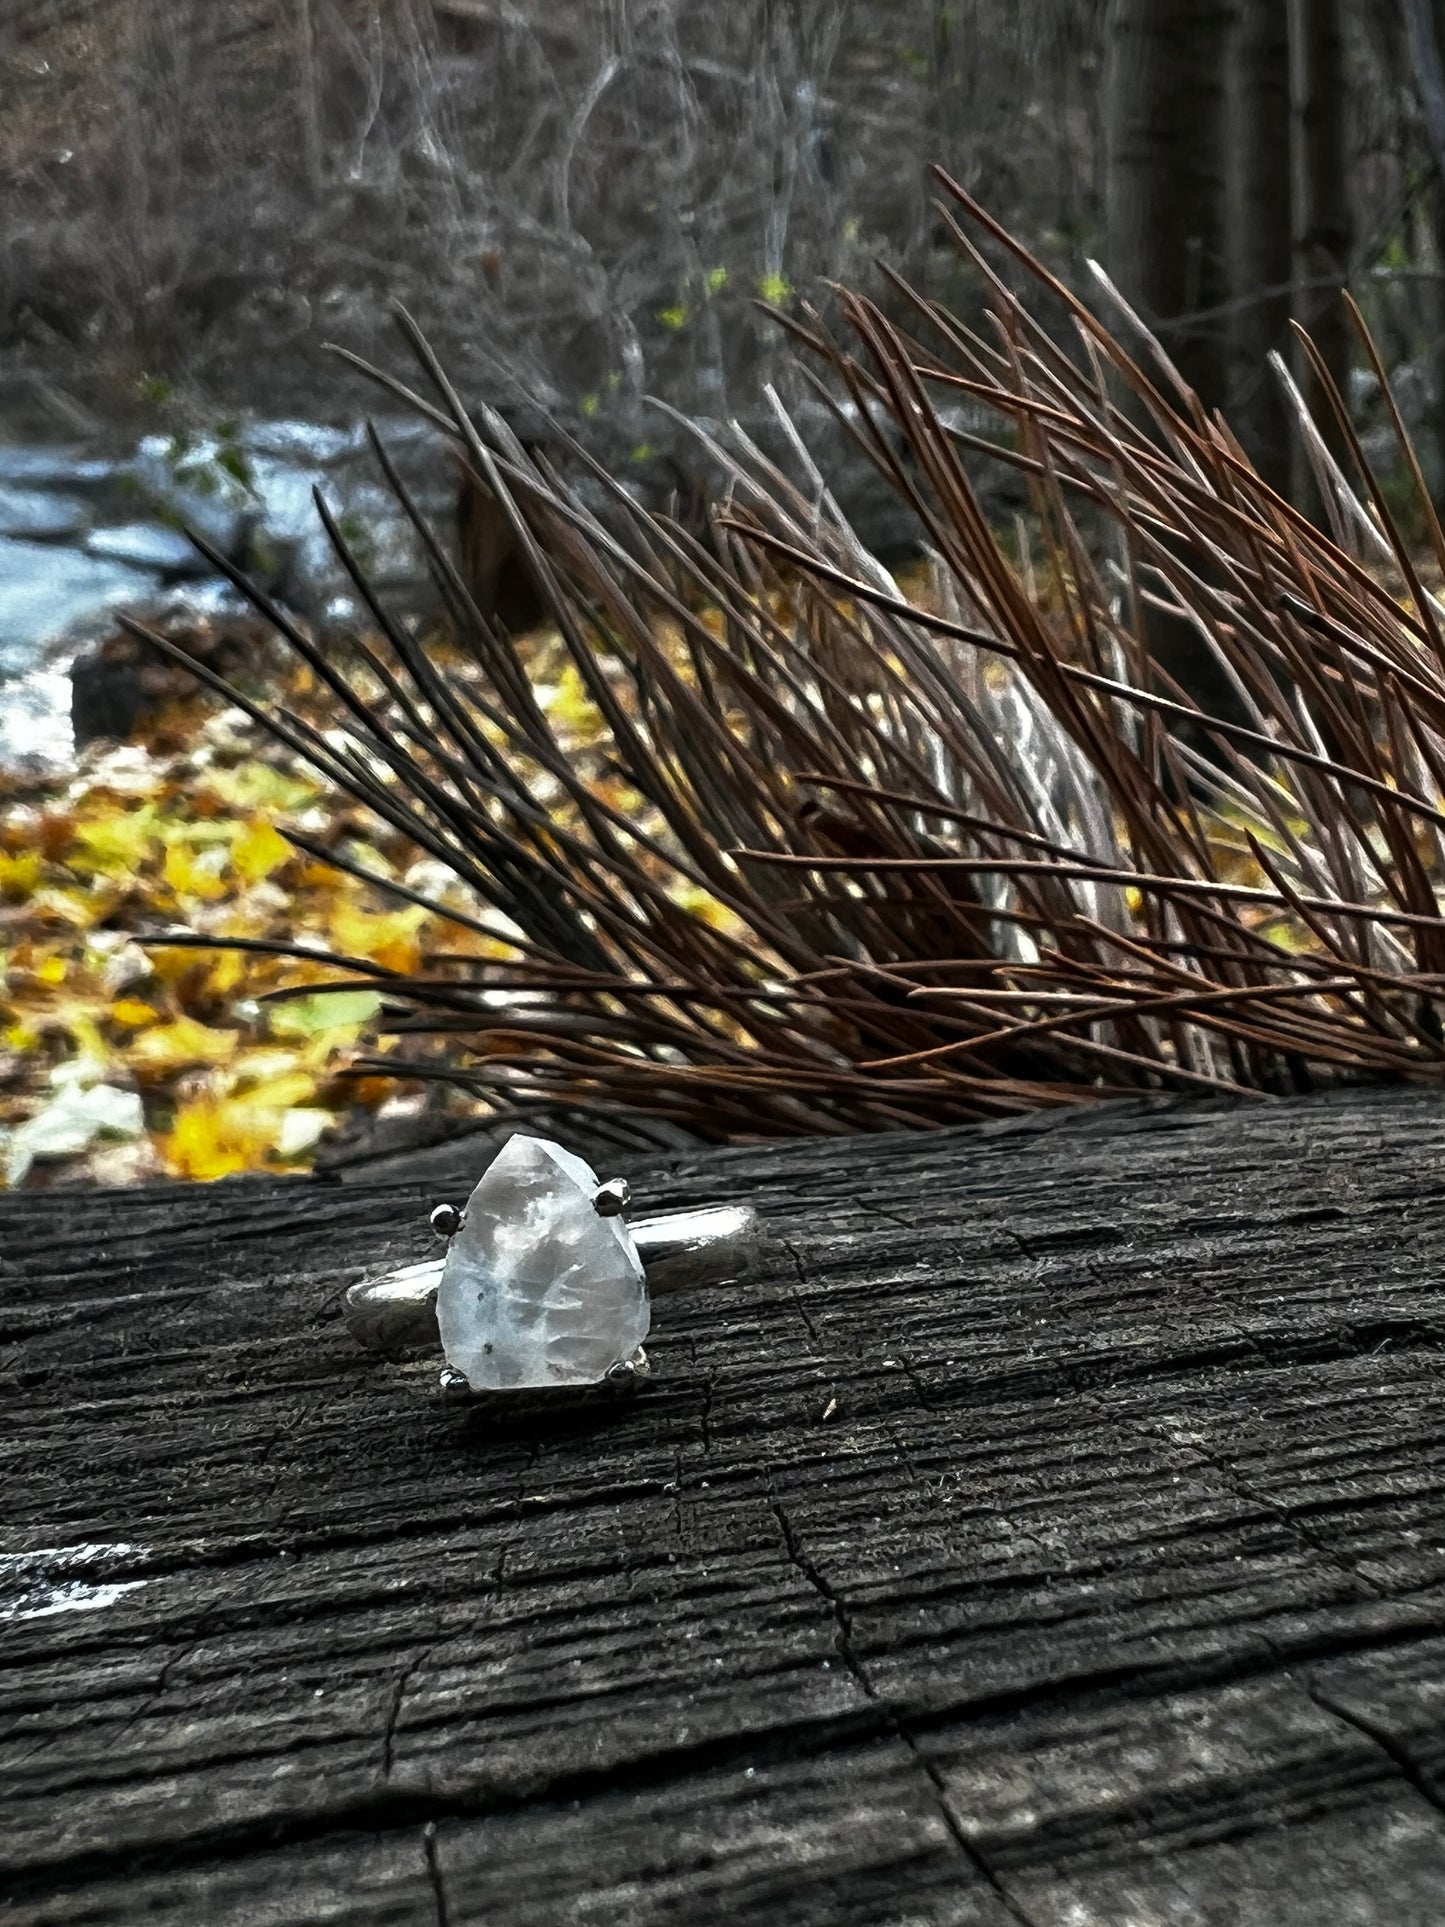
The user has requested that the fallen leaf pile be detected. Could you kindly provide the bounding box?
[0,627,595,1189]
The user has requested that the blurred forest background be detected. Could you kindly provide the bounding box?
[3,0,1444,523]
[10,0,1445,1185]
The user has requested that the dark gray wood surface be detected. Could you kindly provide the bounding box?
[7,1088,1445,1925]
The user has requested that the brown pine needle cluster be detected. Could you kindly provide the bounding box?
[130,173,1445,1138]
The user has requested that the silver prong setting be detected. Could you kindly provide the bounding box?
[593,1178,630,1218]
[430,1203,464,1239]
[606,1346,650,1382]
[438,1366,472,1400]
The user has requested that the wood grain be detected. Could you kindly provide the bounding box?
[6,1088,1445,1924]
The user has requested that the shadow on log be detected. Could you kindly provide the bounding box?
[7,1088,1445,1922]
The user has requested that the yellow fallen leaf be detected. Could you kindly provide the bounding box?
[180,820,237,848]
[70,810,159,878]
[673,881,742,934]
[0,852,42,900]
[227,1047,310,1083]
[540,662,603,742]
[28,884,121,929]
[129,1015,240,1075]
[203,948,248,999]
[327,900,425,975]
[111,999,160,1028]
[231,817,292,883]
[36,956,67,987]
[161,1087,332,1179]
[200,763,318,814]
[231,1068,318,1110]
[163,841,230,903]
[145,945,212,990]
[269,988,382,1039]
[341,842,395,879]
[162,1094,273,1180]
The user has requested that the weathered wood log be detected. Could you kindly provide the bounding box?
[7,1088,1445,1924]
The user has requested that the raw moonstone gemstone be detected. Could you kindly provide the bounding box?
[436,1134,648,1391]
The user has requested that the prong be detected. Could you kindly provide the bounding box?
[430,1203,463,1239]
[606,1345,651,1381]
[438,1367,472,1401]
[593,1178,630,1218]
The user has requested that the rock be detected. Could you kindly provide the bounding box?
[82,523,207,579]
[0,448,114,493]
[68,643,150,748]
[435,1133,648,1390]
[69,608,280,748]
[0,484,89,543]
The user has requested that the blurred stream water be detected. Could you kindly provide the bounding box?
[0,417,437,767]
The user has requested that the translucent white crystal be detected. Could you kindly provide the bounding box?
[436,1134,648,1391]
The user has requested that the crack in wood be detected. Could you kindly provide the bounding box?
[769,1497,1043,1927]
[382,1639,440,1782]
[1307,1682,1445,1825]
[781,1239,823,1348]
[422,1819,451,1927]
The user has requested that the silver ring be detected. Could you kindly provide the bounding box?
[344,1132,759,1401]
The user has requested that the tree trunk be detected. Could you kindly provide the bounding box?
[1105,0,1246,726]
[1104,0,1238,412]
[1402,0,1445,192]
[1290,0,1352,473]
[1229,0,1294,495]
[295,0,325,196]
[1402,0,1445,499]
